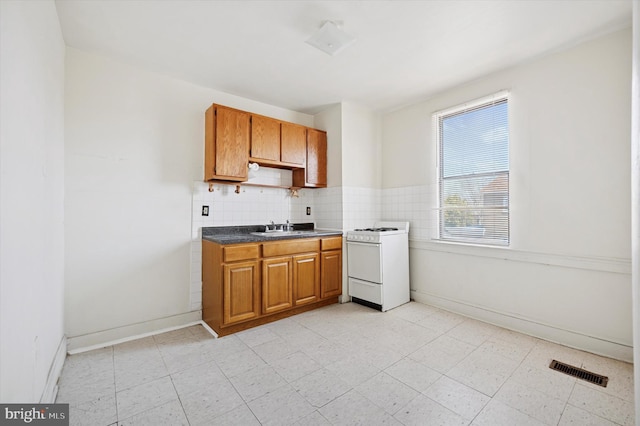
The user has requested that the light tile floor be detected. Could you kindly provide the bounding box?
[56,302,635,425]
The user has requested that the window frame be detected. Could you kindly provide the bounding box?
[434,90,510,247]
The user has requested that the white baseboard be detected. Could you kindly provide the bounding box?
[198,320,218,338]
[339,295,352,304]
[67,311,202,354]
[411,290,633,363]
[40,335,67,403]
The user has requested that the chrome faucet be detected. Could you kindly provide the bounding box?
[286,220,292,231]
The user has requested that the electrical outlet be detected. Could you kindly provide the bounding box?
[202,205,209,216]
[306,207,311,215]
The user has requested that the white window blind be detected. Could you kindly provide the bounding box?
[436,92,509,246]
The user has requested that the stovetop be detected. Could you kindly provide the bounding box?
[346,221,409,242]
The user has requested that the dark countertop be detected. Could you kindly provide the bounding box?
[202,223,343,245]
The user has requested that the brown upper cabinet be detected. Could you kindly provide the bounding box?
[250,116,306,168]
[293,129,327,188]
[205,104,250,182]
[250,115,280,162]
[280,122,306,166]
[205,103,326,188]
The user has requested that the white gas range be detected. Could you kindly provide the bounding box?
[346,221,410,311]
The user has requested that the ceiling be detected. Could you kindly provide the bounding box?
[54,0,632,115]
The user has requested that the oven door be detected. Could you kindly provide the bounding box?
[347,241,382,283]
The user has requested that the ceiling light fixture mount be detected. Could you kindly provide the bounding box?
[306,20,356,56]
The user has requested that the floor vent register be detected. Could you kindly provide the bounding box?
[549,359,608,387]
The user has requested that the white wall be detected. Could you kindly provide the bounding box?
[311,102,384,231]
[314,104,343,188]
[341,102,382,189]
[0,0,66,402]
[341,103,383,231]
[65,48,315,348]
[630,0,639,415]
[381,28,633,360]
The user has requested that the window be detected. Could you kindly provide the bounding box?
[436,91,509,246]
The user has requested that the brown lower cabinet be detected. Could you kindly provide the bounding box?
[223,261,260,324]
[202,236,342,336]
[320,250,342,299]
[293,253,320,306]
[262,256,293,314]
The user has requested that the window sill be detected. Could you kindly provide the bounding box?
[434,237,509,248]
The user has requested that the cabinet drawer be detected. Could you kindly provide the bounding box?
[348,278,382,304]
[321,237,342,251]
[223,244,260,262]
[262,239,320,257]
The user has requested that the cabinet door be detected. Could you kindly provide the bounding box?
[321,250,342,299]
[293,128,327,188]
[251,115,280,161]
[223,261,260,324]
[281,123,306,165]
[262,257,293,314]
[293,253,320,306]
[215,106,250,180]
[306,129,327,187]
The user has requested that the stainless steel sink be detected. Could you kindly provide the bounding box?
[250,230,317,237]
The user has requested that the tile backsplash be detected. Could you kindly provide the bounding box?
[191,167,297,239]
[192,183,293,237]
[381,184,437,240]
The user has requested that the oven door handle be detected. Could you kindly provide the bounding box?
[346,241,381,247]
